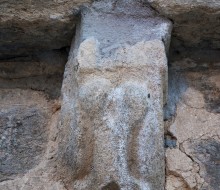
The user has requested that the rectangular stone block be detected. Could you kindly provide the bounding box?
[58,1,172,189]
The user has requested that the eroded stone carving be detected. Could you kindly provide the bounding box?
[57,1,171,189]
[76,79,149,188]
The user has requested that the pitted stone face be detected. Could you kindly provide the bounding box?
[193,140,220,189]
[105,83,148,127]
[60,39,167,189]
[59,39,167,189]
[79,78,112,115]
[0,89,52,182]
[0,107,48,181]
[57,2,170,189]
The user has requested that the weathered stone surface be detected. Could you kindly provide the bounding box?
[2,1,220,190]
[148,1,220,16]
[148,0,220,49]
[0,108,67,190]
[0,0,91,58]
[80,0,172,53]
[0,107,48,181]
[0,89,51,181]
[0,50,66,189]
[166,175,189,190]
[57,1,171,189]
[2,0,220,60]
[0,50,66,98]
[166,148,201,189]
[165,57,220,190]
[183,138,220,190]
[0,0,176,60]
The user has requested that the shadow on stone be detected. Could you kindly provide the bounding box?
[102,182,120,190]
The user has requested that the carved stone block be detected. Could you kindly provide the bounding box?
[58,1,171,189]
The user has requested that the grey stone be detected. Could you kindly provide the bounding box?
[0,50,66,99]
[0,107,48,181]
[0,0,91,58]
[57,1,171,189]
[147,0,220,49]
[190,139,220,190]
[0,88,56,182]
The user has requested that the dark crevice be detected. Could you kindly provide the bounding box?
[102,182,120,190]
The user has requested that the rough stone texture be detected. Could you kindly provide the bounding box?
[166,175,189,190]
[166,149,200,190]
[165,55,220,190]
[57,1,171,189]
[0,108,67,190]
[2,0,220,59]
[0,51,66,189]
[0,90,50,182]
[147,0,220,49]
[0,50,67,99]
[1,0,220,59]
[1,0,220,189]
[0,0,91,59]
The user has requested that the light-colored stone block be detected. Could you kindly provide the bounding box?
[58,1,171,189]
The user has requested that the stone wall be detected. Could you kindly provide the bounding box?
[0,51,67,189]
[0,0,219,190]
[164,49,220,190]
